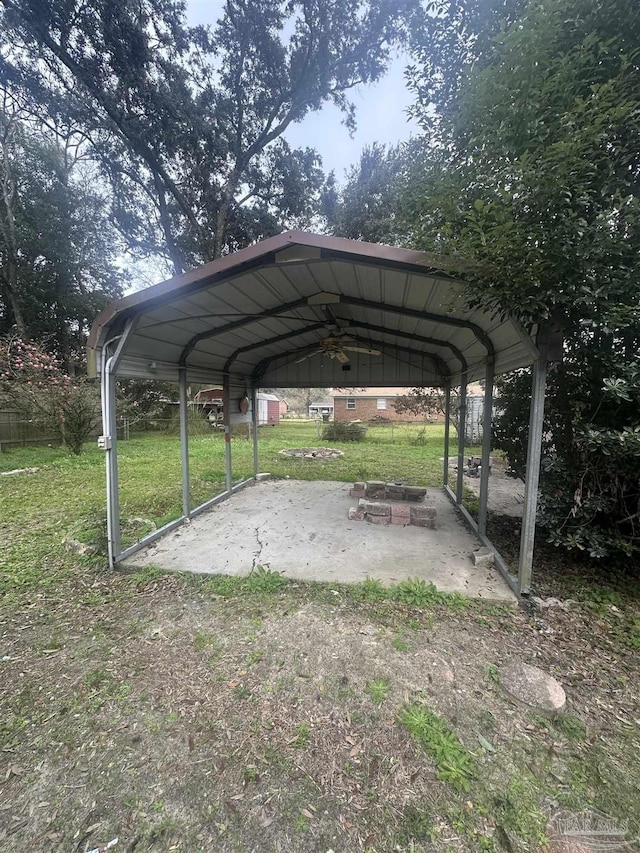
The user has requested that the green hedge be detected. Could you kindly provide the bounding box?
[322,421,367,442]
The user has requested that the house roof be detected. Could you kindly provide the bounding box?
[88,231,538,388]
[332,385,484,398]
[333,387,415,398]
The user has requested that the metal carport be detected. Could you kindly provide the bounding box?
[87,231,549,595]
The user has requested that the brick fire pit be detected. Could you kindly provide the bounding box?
[279,447,344,459]
[347,482,436,528]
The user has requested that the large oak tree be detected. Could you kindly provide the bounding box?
[1,0,416,275]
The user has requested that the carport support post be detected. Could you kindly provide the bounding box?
[103,362,120,569]
[251,386,259,477]
[455,374,468,504]
[518,356,547,594]
[101,318,136,569]
[478,359,495,537]
[223,372,232,492]
[443,384,451,488]
[179,367,190,517]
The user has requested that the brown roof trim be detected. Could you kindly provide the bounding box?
[87,231,472,350]
[333,388,415,398]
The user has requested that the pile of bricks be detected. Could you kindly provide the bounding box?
[347,482,436,529]
[349,481,427,502]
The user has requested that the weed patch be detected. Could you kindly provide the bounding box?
[389,577,469,610]
[399,704,475,791]
[397,804,439,844]
[366,678,390,704]
[292,722,310,748]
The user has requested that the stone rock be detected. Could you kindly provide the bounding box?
[500,661,566,715]
[129,517,158,531]
[63,537,98,557]
[353,482,365,490]
[255,472,271,481]
[533,596,575,612]
[471,547,494,568]
[532,595,550,609]
[279,447,343,459]
[0,466,39,477]
[348,506,364,521]
[391,516,407,525]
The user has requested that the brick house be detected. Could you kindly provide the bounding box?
[332,388,438,423]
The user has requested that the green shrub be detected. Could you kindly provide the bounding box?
[322,421,367,442]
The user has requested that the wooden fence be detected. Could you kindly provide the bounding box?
[0,409,102,450]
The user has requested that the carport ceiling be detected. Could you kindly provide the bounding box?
[88,231,538,387]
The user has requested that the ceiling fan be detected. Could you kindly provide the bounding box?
[296,336,381,364]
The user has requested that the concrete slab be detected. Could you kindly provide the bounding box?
[125,480,515,602]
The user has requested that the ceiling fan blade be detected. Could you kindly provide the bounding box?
[343,345,382,355]
[295,349,322,363]
[335,350,350,364]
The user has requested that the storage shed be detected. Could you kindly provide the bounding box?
[257,392,280,426]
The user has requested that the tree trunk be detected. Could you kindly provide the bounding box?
[0,262,27,338]
[213,206,229,260]
[153,172,185,276]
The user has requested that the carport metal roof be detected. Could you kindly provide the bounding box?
[88,231,538,387]
[90,232,548,599]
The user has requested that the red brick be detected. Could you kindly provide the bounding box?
[410,505,437,521]
[349,488,365,499]
[410,518,436,529]
[405,486,427,501]
[385,484,406,501]
[333,396,445,424]
[391,516,407,525]
[391,504,411,518]
[361,501,391,516]
[365,481,386,499]
[348,506,365,521]
[366,514,390,524]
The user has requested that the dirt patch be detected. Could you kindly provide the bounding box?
[455,456,526,517]
[1,571,638,852]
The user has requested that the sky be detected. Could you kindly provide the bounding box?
[186,0,420,181]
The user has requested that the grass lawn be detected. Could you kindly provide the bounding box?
[1,424,639,852]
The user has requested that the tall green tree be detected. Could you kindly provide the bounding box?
[1,0,416,274]
[328,142,409,244]
[0,103,122,366]
[402,0,640,558]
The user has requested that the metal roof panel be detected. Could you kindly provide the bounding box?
[89,231,538,387]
